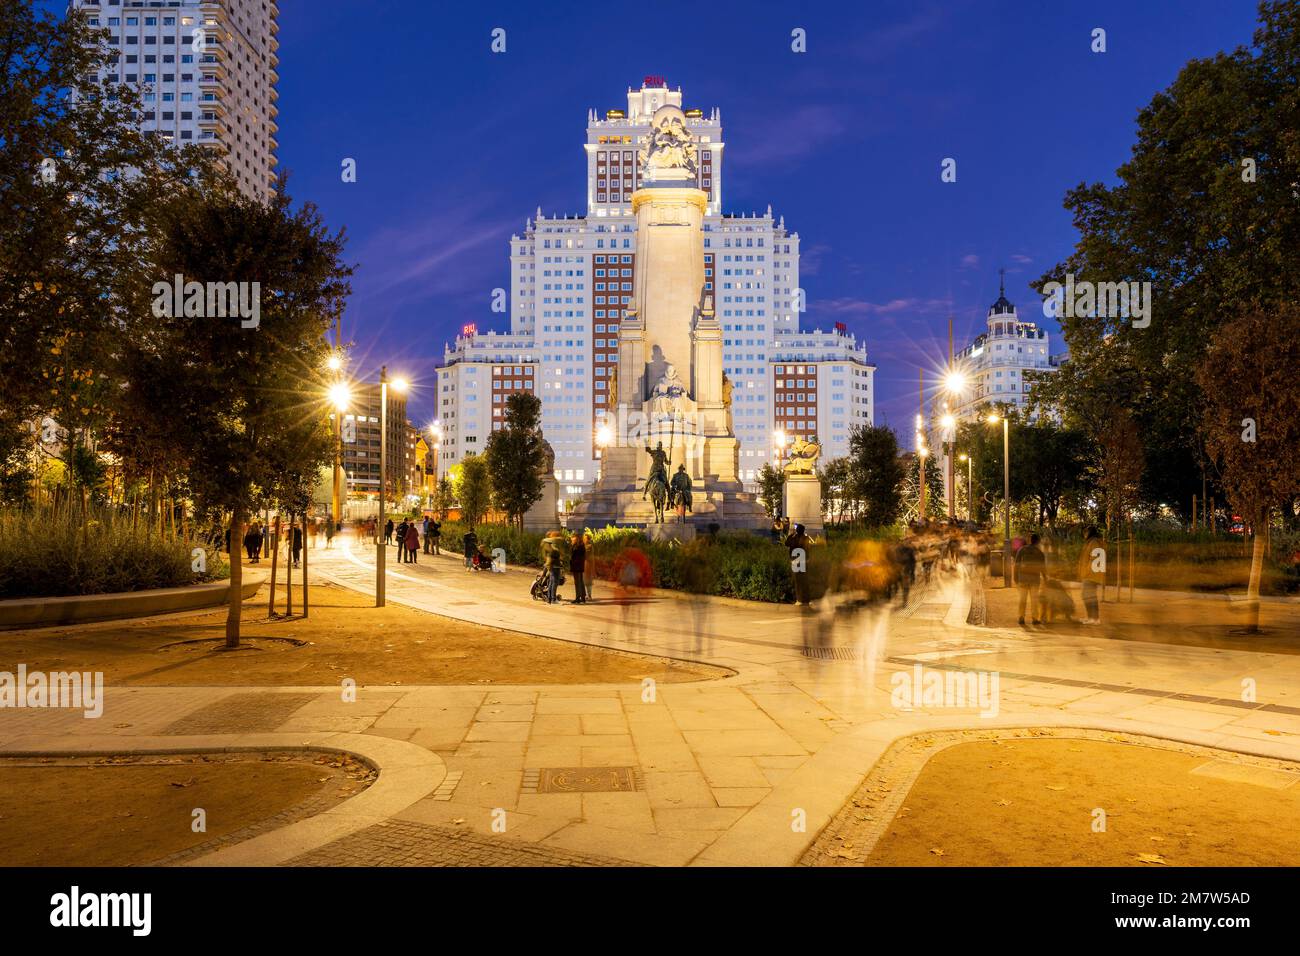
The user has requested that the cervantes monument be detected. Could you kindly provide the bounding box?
[568,105,768,532]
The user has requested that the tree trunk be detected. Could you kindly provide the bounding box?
[285,513,294,618]
[226,505,244,648]
[268,514,281,617]
[1245,513,1266,633]
[302,515,310,618]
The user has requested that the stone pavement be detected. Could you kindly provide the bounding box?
[4,533,1300,866]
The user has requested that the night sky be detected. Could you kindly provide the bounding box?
[50,0,1262,440]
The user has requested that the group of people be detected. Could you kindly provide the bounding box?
[538,529,596,604]
[1012,526,1106,626]
[384,516,442,563]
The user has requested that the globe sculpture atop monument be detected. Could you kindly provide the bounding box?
[568,105,768,533]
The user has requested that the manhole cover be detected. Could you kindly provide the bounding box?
[524,767,640,793]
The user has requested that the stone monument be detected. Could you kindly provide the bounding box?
[782,435,824,535]
[568,104,767,531]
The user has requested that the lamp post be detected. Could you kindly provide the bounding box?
[376,367,409,608]
[988,412,1011,585]
[327,351,345,526]
[773,429,788,468]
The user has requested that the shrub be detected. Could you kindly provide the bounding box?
[0,506,228,599]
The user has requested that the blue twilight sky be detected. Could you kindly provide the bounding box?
[47,0,1264,439]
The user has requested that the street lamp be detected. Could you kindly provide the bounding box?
[987,412,1011,585]
[376,367,409,608]
[326,351,348,526]
[773,429,788,467]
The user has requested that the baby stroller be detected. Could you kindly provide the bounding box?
[529,567,565,601]
[472,547,493,572]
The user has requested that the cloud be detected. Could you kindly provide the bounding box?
[799,242,831,277]
[959,254,980,269]
[1010,253,1033,264]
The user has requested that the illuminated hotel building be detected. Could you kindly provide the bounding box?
[437,78,874,496]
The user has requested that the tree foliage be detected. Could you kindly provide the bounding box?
[483,392,546,529]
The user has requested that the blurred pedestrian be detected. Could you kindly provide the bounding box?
[583,530,596,601]
[325,519,335,549]
[785,523,811,606]
[892,539,916,606]
[569,532,587,603]
[290,522,303,568]
[463,528,478,569]
[1078,526,1105,625]
[544,533,564,604]
[404,522,420,564]
[422,516,433,554]
[395,519,409,563]
[384,518,394,545]
[429,518,441,555]
[1014,532,1046,626]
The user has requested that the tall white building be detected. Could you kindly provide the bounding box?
[438,78,874,496]
[67,0,280,200]
[945,272,1065,424]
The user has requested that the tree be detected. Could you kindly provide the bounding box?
[1030,1,1300,520]
[1013,420,1091,528]
[756,463,784,518]
[482,392,546,529]
[818,457,852,525]
[1196,305,1300,632]
[432,475,454,521]
[846,425,904,528]
[455,454,491,529]
[1093,406,1145,544]
[125,181,352,647]
[1,1,217,496]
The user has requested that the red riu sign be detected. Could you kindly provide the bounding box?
[462,323,477,337]
[643,75,666,88]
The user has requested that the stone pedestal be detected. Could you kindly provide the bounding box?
[523,476,559,533]
[783,474,824,535]
[646,523,696,545]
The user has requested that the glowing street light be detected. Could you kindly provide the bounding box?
[326,353,344,372]
[944,370,966,395]
[376,368,410,607]
[328,383,351,412]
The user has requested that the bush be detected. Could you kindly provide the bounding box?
[438,520,546,568]
[0,506,228,599]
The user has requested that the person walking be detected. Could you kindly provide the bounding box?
[394,519,408,563]
[784,523,811,606]
[242,523,258,563]
[1077,526,1106,625]
[544,534,564,604]
[422,516,433,555]
[383,518,394,546]
[583,530,596,602]
[429,518,441,556]
[325,519,335,549]
[463,528,478,569]
[1014,532,1047,626]
[892,539,917,606]
[405,522,420,564]
[569,532,587,604]
[290,522,303,568]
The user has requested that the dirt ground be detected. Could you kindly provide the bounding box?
[0,583,725,686]
[983,582,1300,650]
[0,751,372,866]
[869,737,1300,866]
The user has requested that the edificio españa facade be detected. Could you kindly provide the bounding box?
[436,79,874,497]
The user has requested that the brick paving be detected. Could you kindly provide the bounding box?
[287,818,630,867]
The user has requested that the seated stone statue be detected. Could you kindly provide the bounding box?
[649,364,687,417]
[783,435,821,475]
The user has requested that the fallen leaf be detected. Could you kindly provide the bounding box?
[929,848,945,856]
[1046,785,1067,791]
[1137,852,1169,865]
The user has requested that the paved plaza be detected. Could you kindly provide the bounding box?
[3,535,1299,866]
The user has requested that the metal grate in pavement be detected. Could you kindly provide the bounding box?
[522,766,641,794]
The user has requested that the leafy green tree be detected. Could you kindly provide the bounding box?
[1012,420,1091,528]
[432,475,454,520]
[1196,305,1300,632]
[846,424,904,528]
[756,463,784,518]
[122,182,351,647]
[455,454,492,529]
[1030,1,1300,520]
[483,392,546,530]
[1,1,216,482]
[818,457,852,525]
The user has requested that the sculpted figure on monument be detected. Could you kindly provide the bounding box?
[637,107,698,175]
[606,366,617,410]
[649,364,687,417]
[783,435,821,475]
[670,464,693,514]
[538,438,556,478]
